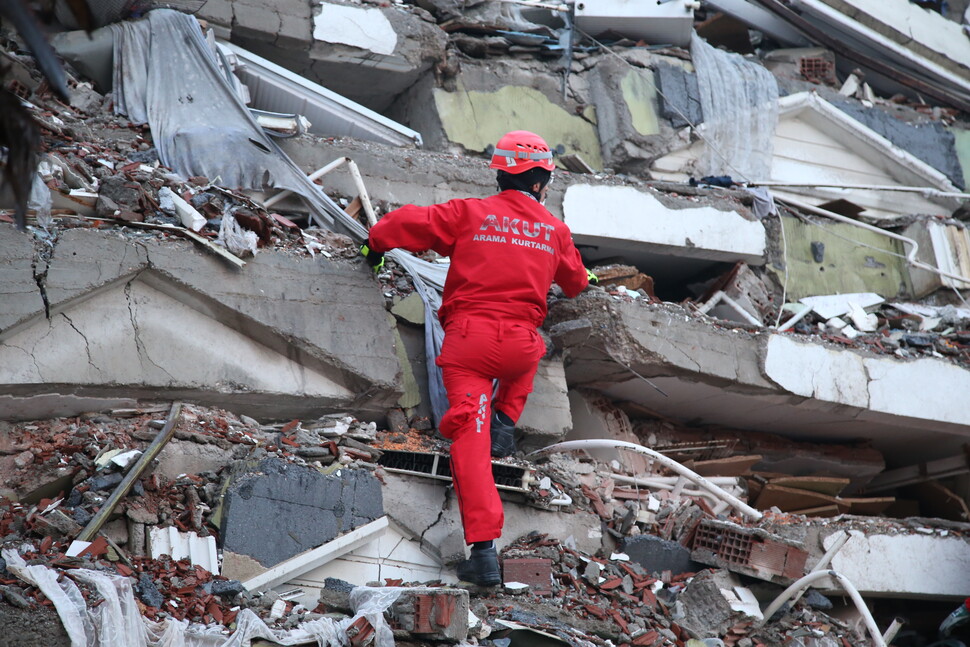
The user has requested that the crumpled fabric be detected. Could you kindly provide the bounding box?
[742,186,779,220]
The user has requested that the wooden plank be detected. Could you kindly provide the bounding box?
[789,504,841,518]
[834,497,895,516]
[242,516,390,592]
[768,476,849,497]
[691,455,762,477]
[906,482,970,522]
[77,402,182,542]
[755,484,838,512]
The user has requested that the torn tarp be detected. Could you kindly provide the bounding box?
[109,9,452,424]
[110,9,351,237]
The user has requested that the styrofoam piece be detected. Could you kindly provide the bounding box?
[800,292,884,319]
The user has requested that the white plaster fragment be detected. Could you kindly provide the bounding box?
[313,4,397,55]
[825,530,970,597]
[562,184,766,262]
[764,335,869,407]
[864,356,970,426]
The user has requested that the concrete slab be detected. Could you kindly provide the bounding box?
[307,2,446,112]
[587,56,668,175]
[223,1,445,113]
[380,472,603,566]
[547,292,970,465]
[0,228,402,421]
[813,0,970,79]
[388,57,602,168]
[0,228,46,338]
[220,459,383,568]
[561,183,766,288]
[517,357,573,451]
[822,528,970,599]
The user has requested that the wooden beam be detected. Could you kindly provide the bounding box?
[76,402,183,542]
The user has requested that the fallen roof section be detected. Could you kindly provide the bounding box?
[652,91,962,219]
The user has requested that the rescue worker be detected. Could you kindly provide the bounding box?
[360,130,593,586]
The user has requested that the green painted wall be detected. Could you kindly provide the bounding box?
[433,81,604,171]
[620,69,660,136]
[949,127,970,190]
[770,215,913,300]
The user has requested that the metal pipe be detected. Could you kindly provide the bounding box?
[263,156,349,209]
[760,570,886,647]
[778,196,970,287]
[608,473,743,487]
[530,440,763,521]
[697,291,763,326]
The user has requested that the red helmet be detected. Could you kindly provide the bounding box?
[489,130,555,174]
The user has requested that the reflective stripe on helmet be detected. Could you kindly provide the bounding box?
[492,147,553,161]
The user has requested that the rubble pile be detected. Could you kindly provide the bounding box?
[0,404,396,636]
[472,530,869,647]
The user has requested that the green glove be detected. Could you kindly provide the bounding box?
[360,243,385,272]
[586,268,599,285]
[940,600,970,636]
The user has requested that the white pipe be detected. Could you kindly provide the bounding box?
[790,529,850,606]
[549,493,573,506]
[346,159,378,227]
[697,291,763,326]
[776,304,813,332]
[530,440,763,521]
[264,157,349,209]
[609,473,744,487]
[750,180,970,200]
[778,196,970,287]
[882,617,905,645]
[760,570,886,647]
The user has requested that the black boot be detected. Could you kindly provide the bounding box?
[490,410,516,458]
[456,544,501,586]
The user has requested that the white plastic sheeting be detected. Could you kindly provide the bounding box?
[2,548,405,647]
[109,9,451,423]
[690,32,779,181]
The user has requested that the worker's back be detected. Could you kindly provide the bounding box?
[368,189,588,327]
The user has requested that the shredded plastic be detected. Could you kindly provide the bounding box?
[216,212,259,257]
[2,548,94,647]
[690,33,779,182]
[350,586,405,647]
[3,548,409,647]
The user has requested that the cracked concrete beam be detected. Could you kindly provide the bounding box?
[0,228,50,338]
[0,228,404,420]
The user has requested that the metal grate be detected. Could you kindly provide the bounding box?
[378,449,529,492]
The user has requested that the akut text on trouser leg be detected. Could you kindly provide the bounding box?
[436,317,544,544]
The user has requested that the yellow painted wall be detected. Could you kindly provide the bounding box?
[433,81,604,171]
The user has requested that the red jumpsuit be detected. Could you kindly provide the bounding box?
[368,190,588,543]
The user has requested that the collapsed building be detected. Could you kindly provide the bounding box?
[2,0,970,645]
